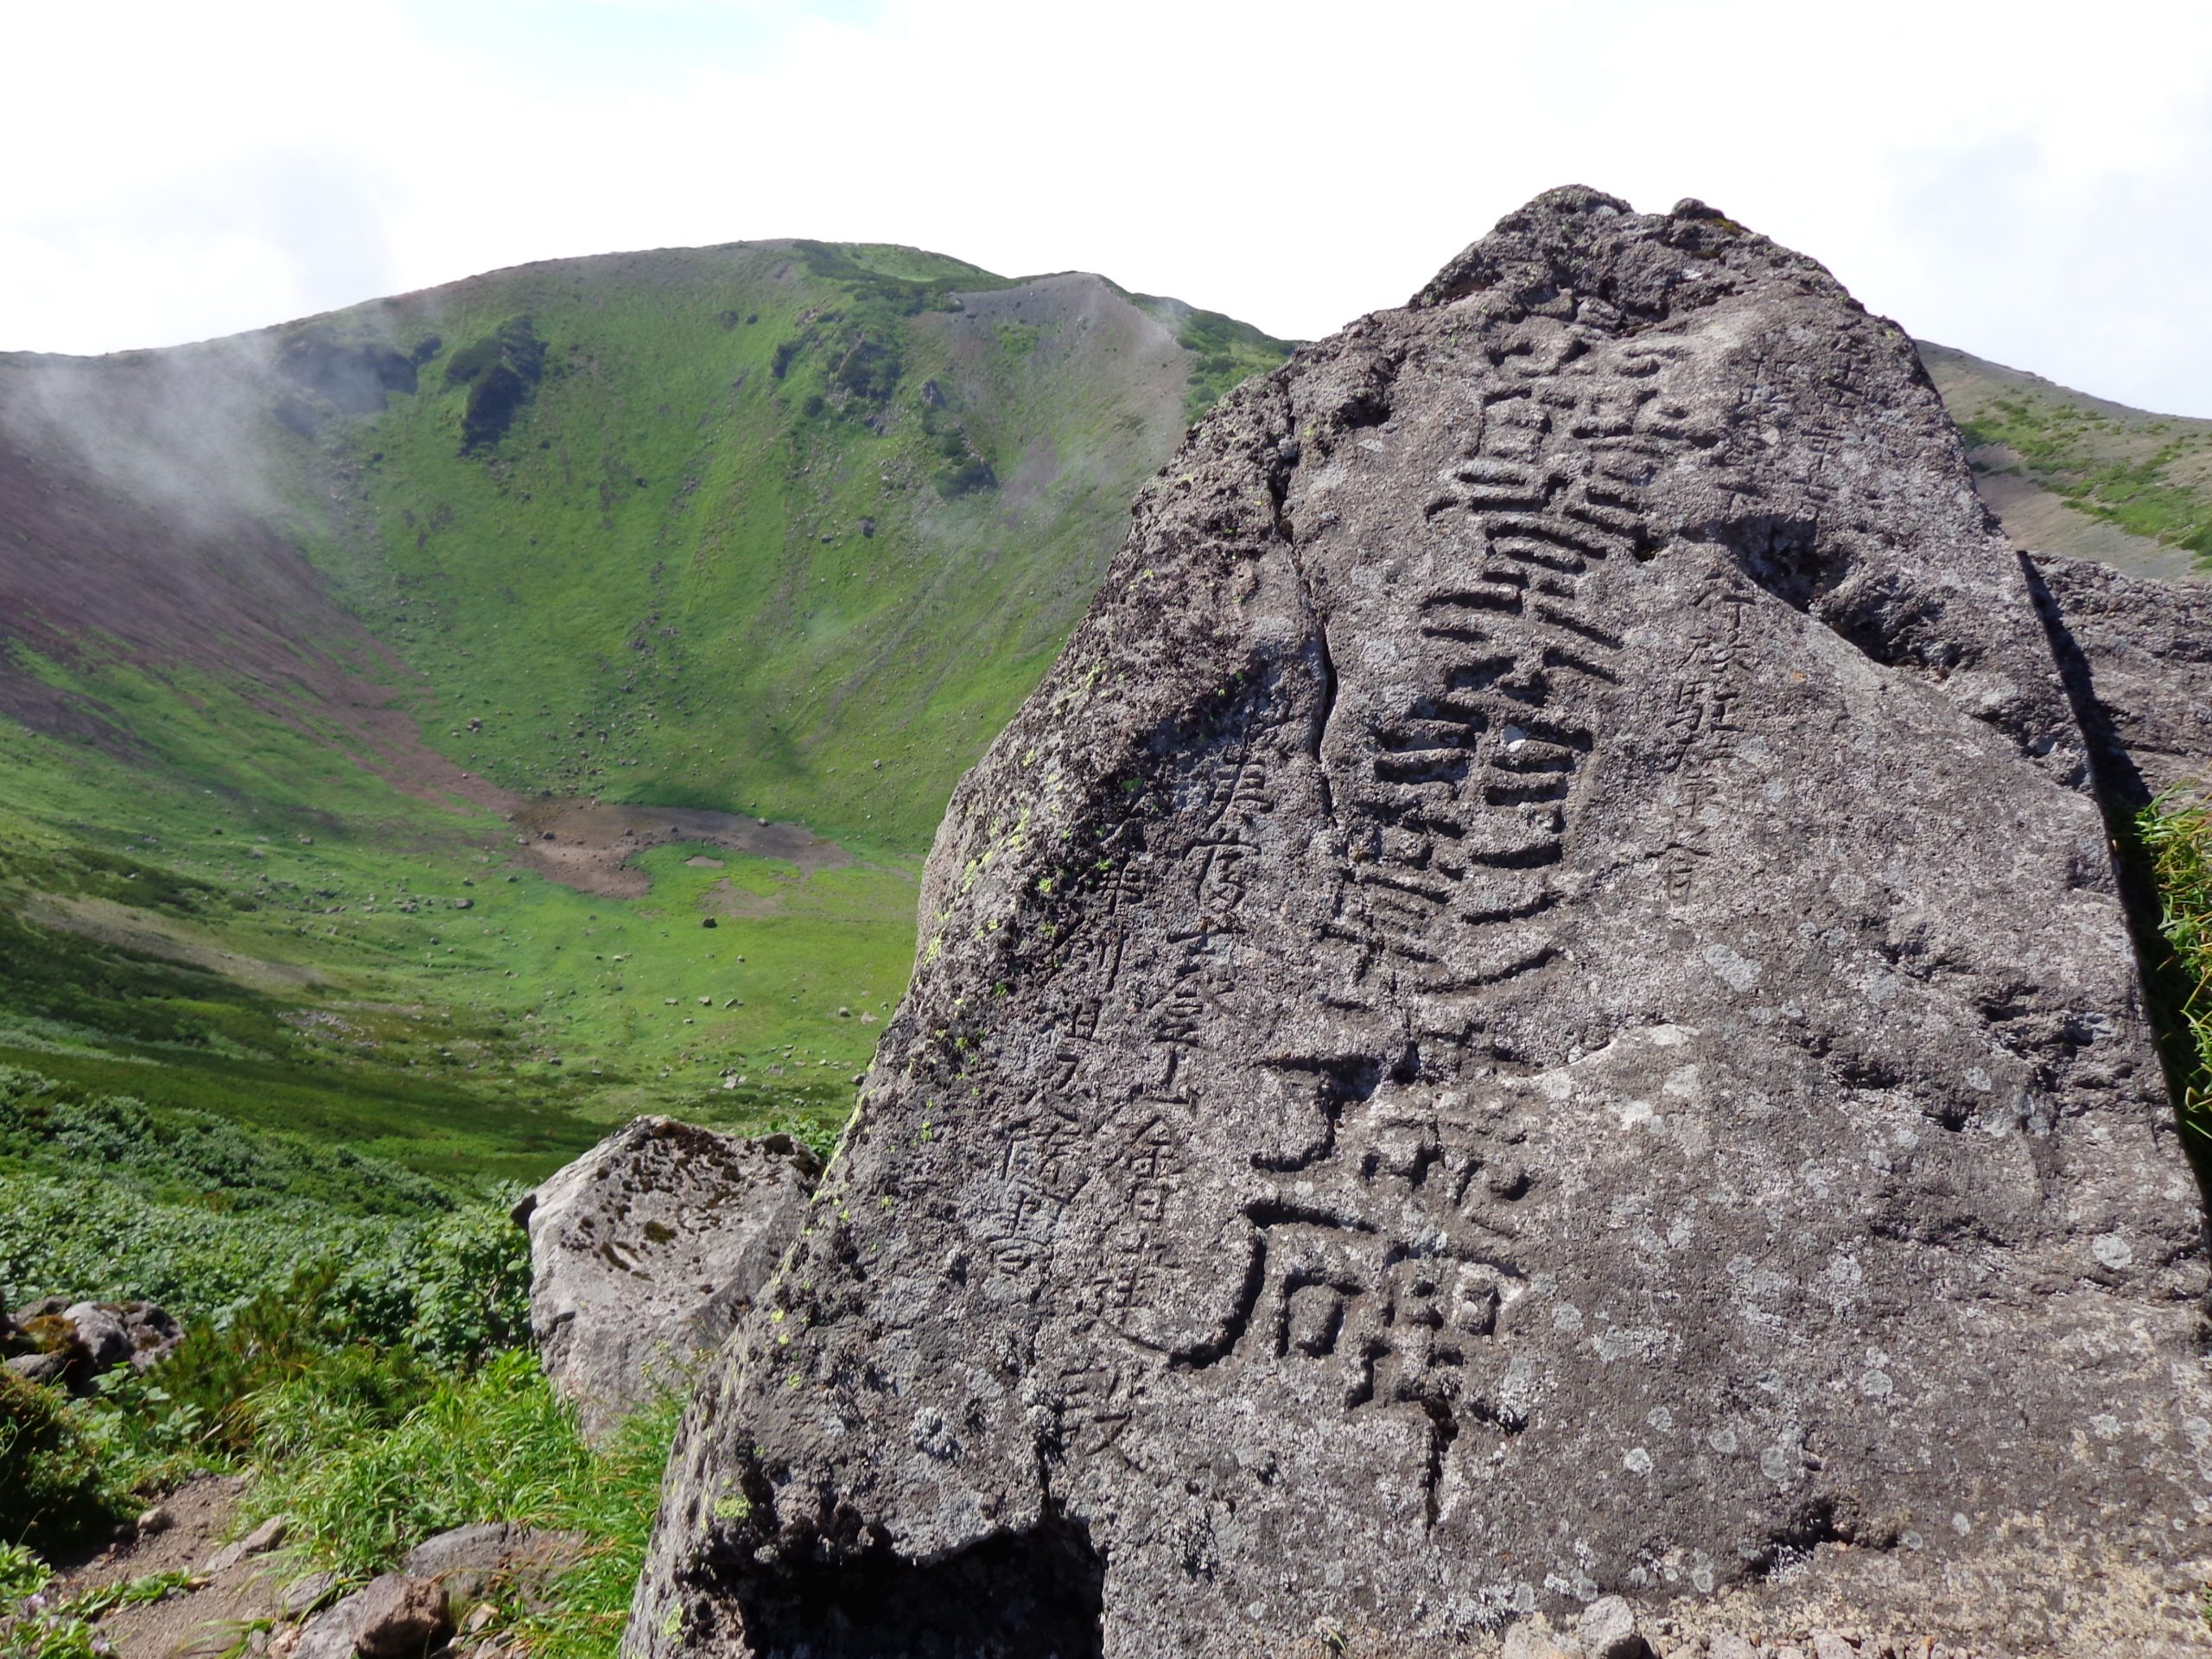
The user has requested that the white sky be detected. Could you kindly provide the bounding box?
[4,0,2209,416]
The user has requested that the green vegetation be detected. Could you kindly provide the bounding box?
[289,241,1183,847]
[1958,394,2212,562]
[3,1568,196,1659]
[1126,294,1295,423]
[0,711,911,1177]
[0,1059,534,1528]
[445,316,547,452]
[246,1353,680,1659]
[0,239,1296,1179]
[0,239,1295,1659]
[1924,342,2212,572]
[1,1087,666,1659]
[2135,793,2212,1154]
[0,1548,48,1608]
[1,1341,677,1659]
[1,1369,130,1557]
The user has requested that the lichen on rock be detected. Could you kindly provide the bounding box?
[514,1116,817,1442]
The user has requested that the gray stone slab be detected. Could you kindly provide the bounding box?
[515,1117,818,1442]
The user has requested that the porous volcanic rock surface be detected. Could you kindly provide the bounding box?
[514,1117,819,1440]
[627,190,2212,1656]
[2028,553,2212,807]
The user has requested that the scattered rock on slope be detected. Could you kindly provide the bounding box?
[294,1572,451,1659]
[512,1117,819,1440]
[5,1298,181,1389]
[401,1521,587,1609]
[628,189,2212,1657]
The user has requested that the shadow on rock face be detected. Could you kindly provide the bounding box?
[733,1516,1103,1659]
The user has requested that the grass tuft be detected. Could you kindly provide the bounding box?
[2133,790,2212,1151]
[242,1351,681,1659]
[248,1351,587,1579]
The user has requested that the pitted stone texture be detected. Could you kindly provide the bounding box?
[514,1117,817,1441]
[2027,552,2212,805]
[629,189,2212,1657]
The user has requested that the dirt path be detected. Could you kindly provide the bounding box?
[30,1475,308,1659]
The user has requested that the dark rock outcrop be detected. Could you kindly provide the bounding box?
[627,191,2212,1656]
[513,1118,819,1441]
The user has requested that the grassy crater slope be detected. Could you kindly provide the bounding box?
[0,241,1289,1176]
[269,240,1287,846]
[1921,340,2212,582]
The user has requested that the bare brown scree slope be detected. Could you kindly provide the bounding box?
[627,189,2212,1657]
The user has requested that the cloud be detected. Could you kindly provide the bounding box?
[2,334,288,537]
[3,0,2209,415]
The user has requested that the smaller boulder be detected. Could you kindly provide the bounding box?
[297,1574,450,1659]
[512,1119,820,1440]
[205,1513,289,1574]
[4,1351,67,1386]
[118,1302,185,1371]
[277,1570,340,1620]
[401,1522,584,1610]
[11,1300,181,1389]
[352,1575,450,1658]
[293,1595,365,1659]
[66,1302,146,1369]
[1501,1622,1581,1659]
[1575,1595,1645,1659]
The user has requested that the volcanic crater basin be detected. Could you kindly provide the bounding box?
[627,189,2212,1657]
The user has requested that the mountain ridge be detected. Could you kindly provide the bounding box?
[0,238,1292,1169]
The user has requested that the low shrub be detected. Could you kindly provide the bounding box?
[0,1370,130,1555]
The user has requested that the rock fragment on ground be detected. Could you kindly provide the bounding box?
[6,1298,181,1390]
[1503,1621,1584,1659]
[347,1576,449,1659]
[512,1117,819,1440]
[203,1515,288,1574]
[276,1570,340,1621]
[401,1522,584,1611]
[1578,1596,1646,1659]
[294,1574,449,1659]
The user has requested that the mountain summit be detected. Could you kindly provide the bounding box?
[626,188,2210,1656]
